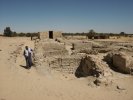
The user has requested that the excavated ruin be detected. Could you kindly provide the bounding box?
[104,52,133,74]
[75,55,113,78]
[34,33,133,79]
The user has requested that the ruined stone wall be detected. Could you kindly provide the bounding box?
[39,32,49,39]
[34,39,86,74]
[73,42,92,50]
[104,52,133,74]
[53,31,62,39]
[75,55,112,77]
[113,53,133,74]
[46,55,82,74]
[39,31,62,40]
[35,41,68,56]
[34,39,112,76]
[34,38,133,76]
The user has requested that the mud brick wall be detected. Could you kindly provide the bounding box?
[73,42,92,50]
[35,41,68,57]
[34,39,84,74]
[113,53,133,73]
[48,56,82,74]
[39,31,62,39]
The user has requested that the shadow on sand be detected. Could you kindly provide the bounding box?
[20,65,30,69]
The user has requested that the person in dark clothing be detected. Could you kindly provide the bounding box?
[23,46,33,69]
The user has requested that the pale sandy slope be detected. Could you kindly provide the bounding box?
[0,37,133,100]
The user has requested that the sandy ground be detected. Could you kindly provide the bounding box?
[0,36,133,100]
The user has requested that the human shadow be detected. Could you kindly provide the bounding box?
[20,65,29,69]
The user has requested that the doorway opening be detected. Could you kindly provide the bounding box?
[49,31,53,39]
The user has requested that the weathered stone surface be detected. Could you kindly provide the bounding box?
[72,42,92,50]
[39,31,62,40]
[104,52,133,74]
[34,35,133,77]
[113,52,133,74]
[75,55,112,77]
[34,39,86,74]
[35,41,68,57]
[104,52,116,65]
[47,55,83,74]
[72,49,98,55]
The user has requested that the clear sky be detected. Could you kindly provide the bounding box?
[0,0,133,33]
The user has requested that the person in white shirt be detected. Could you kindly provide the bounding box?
[23,46,33,69]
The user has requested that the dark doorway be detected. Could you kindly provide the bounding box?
[49,31,53,39]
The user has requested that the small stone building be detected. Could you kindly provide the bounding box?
[39,31,62,39]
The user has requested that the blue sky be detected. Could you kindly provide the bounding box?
[0,0,133,33]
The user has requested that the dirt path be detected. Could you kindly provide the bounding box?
[0,37,133,100]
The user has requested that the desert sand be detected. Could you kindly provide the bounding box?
[0,36,133,100]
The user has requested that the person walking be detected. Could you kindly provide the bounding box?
[23,46,33,69]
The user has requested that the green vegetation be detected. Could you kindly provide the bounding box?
[3,27,132,38]
[4,27,14,37]
[87,29,96,39]
[3,27,39,37]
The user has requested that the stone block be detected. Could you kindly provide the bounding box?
[113,53,133,74]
